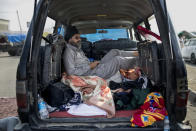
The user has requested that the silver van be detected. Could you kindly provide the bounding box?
[182,38,196,63]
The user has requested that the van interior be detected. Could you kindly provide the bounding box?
[37,29,166,129]
[38,1,166,124]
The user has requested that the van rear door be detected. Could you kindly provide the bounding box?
[151,0,189,123]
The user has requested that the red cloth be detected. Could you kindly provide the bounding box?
[137,26,161,41]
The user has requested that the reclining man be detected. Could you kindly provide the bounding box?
[63,26,139,79]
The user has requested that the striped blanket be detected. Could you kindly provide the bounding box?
[130,92,168,127]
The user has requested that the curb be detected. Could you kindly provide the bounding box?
[188,88,196,106]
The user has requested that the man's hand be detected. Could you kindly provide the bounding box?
[90,61,99,69]
[119,69,127,77]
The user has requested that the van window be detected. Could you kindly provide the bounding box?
[148,15,160,36]
[184,41,190,46]
[81,28,129,42]
[42,17,55,45]
[189,40,196,46]
[43,17,55,37]
[137,16,161,43]
[137,22,146,41]
[130,28,137,41]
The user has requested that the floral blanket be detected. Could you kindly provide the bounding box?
[130,92,168,127]
[61,75,115,118]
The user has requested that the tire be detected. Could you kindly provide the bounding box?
[18,111,29,123]
[190,53,196,64]
[8,49,17,56]
[16,47,22,56]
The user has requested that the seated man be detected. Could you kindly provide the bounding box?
[63,26,139,79]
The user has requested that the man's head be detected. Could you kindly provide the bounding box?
[120,67,141,80]
[64,26,81,48]
[126,69,139,80]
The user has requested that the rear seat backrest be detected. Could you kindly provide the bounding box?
[137,41,161,84]
[81,39,92,58]
[92,39,137,60]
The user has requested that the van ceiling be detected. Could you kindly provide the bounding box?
[48,0,153,30]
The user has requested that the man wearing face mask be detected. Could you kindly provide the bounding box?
[63,26,139,79]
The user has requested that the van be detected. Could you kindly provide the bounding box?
[15,0,191,130]
[181,38,196,63]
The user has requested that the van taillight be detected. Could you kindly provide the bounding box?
[16,81,28,109]
[176,91,189,107]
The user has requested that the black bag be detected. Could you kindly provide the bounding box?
[42,82,74,107]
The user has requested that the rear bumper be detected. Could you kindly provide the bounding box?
[14,123,31,131]
[16,126,163,131]
[14,123,192,131]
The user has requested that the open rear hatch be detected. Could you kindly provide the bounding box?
[15,0,190,130]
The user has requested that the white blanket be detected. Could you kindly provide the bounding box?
[67,103,107,116]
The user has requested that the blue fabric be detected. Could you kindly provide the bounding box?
[143,116,149,122]
[6,33,26,43]
[68,93,82,105]
[59,93,82,111]
[57,27,64,36]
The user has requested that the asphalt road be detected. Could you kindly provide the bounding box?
[0,52,195,130]
[0,53,19,97]
[186,62,196,91]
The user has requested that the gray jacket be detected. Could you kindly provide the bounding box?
[63,44,91,75]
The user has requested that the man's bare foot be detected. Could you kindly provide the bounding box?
[125,89,132,93]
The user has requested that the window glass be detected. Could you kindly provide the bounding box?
[189,41,195,46]
[148,15,160,36]
[193,40,196,46]
[42,17,55,46]
[138,22,146,41]
[135,16,161,43]
[184,41,189,46]
[81,29,129,42]
[43,17,55,36]
[131,28,137,41]
[136,15,161,43]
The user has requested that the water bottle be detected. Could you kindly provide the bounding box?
[164,116,170,131]
[38,95,49,119]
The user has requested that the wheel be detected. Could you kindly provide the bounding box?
[16,47,22,56]
[8,49,17,56]
[190,53,196,64]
